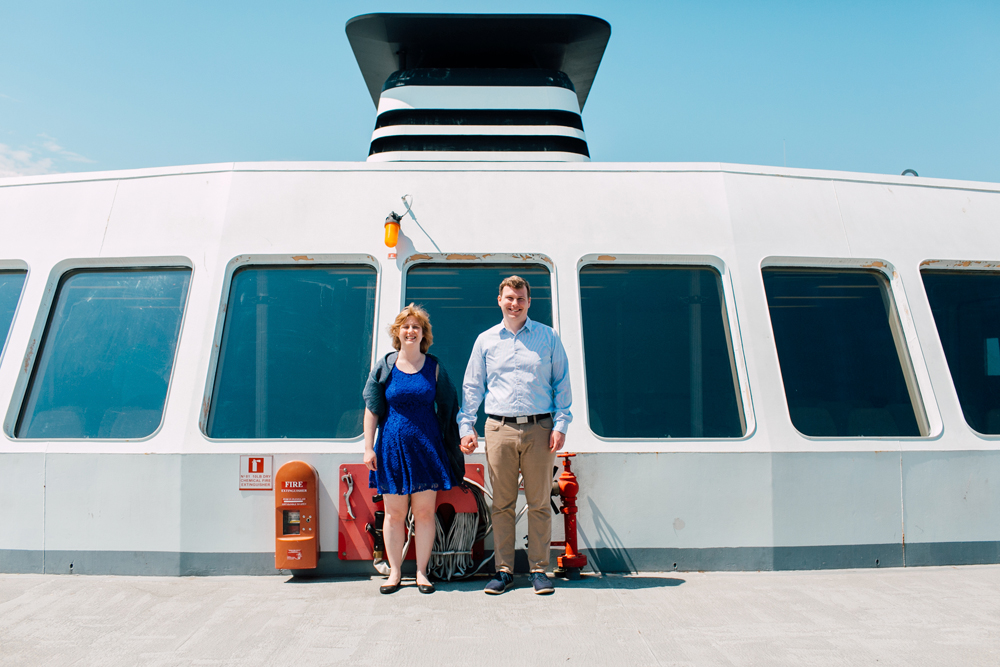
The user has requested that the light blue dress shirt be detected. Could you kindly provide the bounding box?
[459,317,573,436]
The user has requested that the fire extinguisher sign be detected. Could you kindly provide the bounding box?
[239,455,273,490]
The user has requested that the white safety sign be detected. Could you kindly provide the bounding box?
[240,455,273,490]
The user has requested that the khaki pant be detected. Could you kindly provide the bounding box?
[484,417,557,574]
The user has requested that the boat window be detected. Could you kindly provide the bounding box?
[921,270,1000,434]
[208,265,377,439]
[0,270,27,353]
[762,267,927,437]
[580,265,745,438]
[16,268,191,439]
[405,263,552,435]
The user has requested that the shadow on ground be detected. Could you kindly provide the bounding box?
[284,573,686,590]
[540,574,686,589]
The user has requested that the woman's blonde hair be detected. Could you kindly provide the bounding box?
[388,303,433,353]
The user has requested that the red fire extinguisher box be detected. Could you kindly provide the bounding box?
[274,461,319,570]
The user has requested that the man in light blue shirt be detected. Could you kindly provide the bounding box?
[459,275,572,595]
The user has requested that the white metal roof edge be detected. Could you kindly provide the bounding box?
[1,160,998,193]
[0,162,238,187]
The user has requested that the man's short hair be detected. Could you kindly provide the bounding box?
[388,303,433,353]
[499,275,531,299]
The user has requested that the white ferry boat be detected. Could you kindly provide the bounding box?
[2,13,999,575]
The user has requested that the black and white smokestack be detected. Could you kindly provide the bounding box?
[346,13,611,163]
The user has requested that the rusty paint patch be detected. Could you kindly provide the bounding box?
[202,397,211,421]
[291,255,314,262]
[598,255,617,261]
[403,253,433,266]
[918,259,1000,270]
[23,339,35,374]
[861,261,887,269]
[446,254,480,261]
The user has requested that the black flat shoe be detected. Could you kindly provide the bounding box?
[380,582,402,594]
[417,583,435,594]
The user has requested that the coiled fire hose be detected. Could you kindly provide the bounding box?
[373,475,529,581]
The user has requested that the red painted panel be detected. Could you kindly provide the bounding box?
[337,463,485,561]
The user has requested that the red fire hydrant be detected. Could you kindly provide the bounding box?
[552,452,588,579]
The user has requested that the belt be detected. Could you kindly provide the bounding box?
[487,413,551,425]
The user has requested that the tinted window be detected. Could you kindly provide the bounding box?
[922,270,1000,434]
[208,265,377,439]
[17,268,190,439]
[762,268,925,437]
[0,271,27,352]
[405,264,552,434]
[580,265,744,438]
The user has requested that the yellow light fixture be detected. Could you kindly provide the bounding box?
[384,212,402,247]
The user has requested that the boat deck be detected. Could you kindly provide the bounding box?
[2,565,997,665]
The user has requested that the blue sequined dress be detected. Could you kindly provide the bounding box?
[369,357,454,495]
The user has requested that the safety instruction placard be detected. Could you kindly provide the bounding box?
[239,455,273,490]
[279,479,308,505]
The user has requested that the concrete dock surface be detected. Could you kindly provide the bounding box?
[1,565,998,666]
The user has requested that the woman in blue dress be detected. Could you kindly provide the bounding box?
[362,304,463,594]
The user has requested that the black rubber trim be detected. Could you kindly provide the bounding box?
[375,109,584,130]
[369,135,590,157]
[383,68,575,91]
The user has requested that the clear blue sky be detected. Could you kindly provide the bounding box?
[2,1,997,182]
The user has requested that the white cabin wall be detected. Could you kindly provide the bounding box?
[769,452,903,555]
[0,453,44,555]
[573,453,774,552]
[724,172,854,454]
[868,178,1000,555]
[179,454,288,557]
[0,178,121,450]
[44,454,182,553]
[721,172,907,556]
[2,163,1000,573]
[902,451,1000,562]
[836,179,1000,451]
[105,171,234,461]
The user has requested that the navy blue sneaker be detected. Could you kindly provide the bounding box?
[484,571,514,595]
[530,572,554,595]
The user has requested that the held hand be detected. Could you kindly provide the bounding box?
[460,433,478,454]
[364,449,377,471]
[549,430,566,452]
